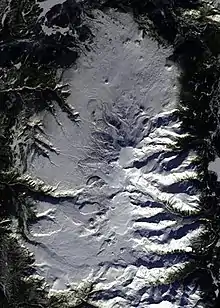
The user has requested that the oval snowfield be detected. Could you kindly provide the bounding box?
[22,8,207,307]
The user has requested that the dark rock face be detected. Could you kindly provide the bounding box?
[1,0,220,307]
[45,0,82,28]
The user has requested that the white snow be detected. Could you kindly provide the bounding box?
[24,8,205,308]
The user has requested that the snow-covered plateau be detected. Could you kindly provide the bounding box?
[22,9,208,307]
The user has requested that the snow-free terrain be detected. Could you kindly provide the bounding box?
[22,9,207,307]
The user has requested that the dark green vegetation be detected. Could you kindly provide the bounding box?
[1,0,220,307]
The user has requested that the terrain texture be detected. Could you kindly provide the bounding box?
[1,0,220,307]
